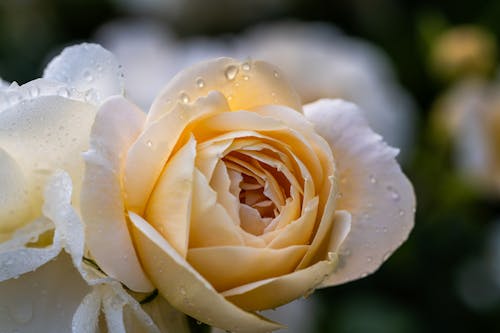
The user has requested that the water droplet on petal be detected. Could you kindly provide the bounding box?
[242,75,249,81]
[28,86,39,98]
[83,69,93,82]
[179,92,190,103]
[146,140,153,148]
[273,71,280,79]
[369,174,377,184]
[241,62,251,71]
[366,256,373,263]
[196,77,205,88]
[57,87,70,98]
[225,65,239,80]
[387,185,400,201]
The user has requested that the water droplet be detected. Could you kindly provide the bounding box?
[196,321,202,325]
[146,140,153,148]
[28,86,39,98]
[83,70,93,82]
[225,65,239,80]
[57,87,70,98]
[399,209,405,216]
[242,75,249,81]
[8,301,33,324]
[369,174,377,184]
[96,64,103,72]
[180,287,186,296]
[84,89,97,103]
[382,251,392,261]
[196,77,205,88]
[179,92,190,103]
[241,62,251,71]
[273,71,280,79]
[366,256,373,263]
[386,185,400,201]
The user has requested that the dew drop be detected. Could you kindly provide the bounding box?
[179,92,190,103]
[57,87,70,98]
[241,62,251,71]
[96,64,103,72]
[83,70,93,82]
[146,140,153,148]
[386,185,400,201]
[399,209,405,216]
[273,71,280,79]
[179,287,186,296]
[225,65,239,80]
[28,86,40,98]
[369,174,377,184]
[366,256,373,263]
[242,75,249,81]
[196,77,205,88]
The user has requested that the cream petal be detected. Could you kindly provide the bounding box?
[222,253,337,311]
[187,245,309,292]
[304,99,415,286]
[72,289,101,333]
[0,96,97,216]
[129,212,284,333]
[0,148,32,235]
[124,91,229,215]
[195,138,233,180]
[189,169,244,247]
[81,96,153,292]
[145,136,197,258]
[43,43,124,103]
[0,253,90,333]
[209,160,241,224]
[147,57,302,124]
[267,196,319,249]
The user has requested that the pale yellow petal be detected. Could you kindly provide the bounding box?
[187,245,308,292]
[129,212,284,333]
[124,91,229,215]
[147,58,302,124]
[304,99,415,286]
[145,135,197,258]
[222,255,336,311]
[81,96,153,292]
[189,169,244,247]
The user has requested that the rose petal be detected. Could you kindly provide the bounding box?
[0,96,96,216]
[304,99,415,285]
[138,295,190,333]
[187,245,309,291]
[189,169,245,248]
[0,253,90,333]
[0,148,32,237]
[43,43,124,103]
[222,211,350,311]
[124,91,229,215]
[129,212,284,333]
[72,289,101,333]
[145,135,197,258]
[81,96,153,292]
[147,57,302,124]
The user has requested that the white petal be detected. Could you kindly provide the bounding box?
[0,253,90,333]
[72,289,101,333]
[304,99,415,286]
[43,43,124,103]
[81,96,153,292]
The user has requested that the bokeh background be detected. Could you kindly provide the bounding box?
[2,0,500,332]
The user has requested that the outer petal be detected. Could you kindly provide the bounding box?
[0,253,90,333]
[129,212,284,333]
[0,77,8,89]
[0,96,97,217]
[43,43,124,104]
[304,99,415,286]
[147,57,302,124]
[81,96,153,292]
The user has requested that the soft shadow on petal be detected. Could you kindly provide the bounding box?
[0,253,90,333]
[81,96,153,292]
[43,43,124,104]
[147,57,302,124]
[304,99,415,286]
[129,212,284,333]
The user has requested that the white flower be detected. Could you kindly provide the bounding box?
[0,44,186,333]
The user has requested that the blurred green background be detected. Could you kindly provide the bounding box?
[2,0,500,332]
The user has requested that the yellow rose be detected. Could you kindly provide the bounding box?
[82,58,415,332]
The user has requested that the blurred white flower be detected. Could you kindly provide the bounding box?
[434,77,500,194]
[95,20,416,158]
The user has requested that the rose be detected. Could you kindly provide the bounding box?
[0,44,185,333]
[82,57,415,332]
